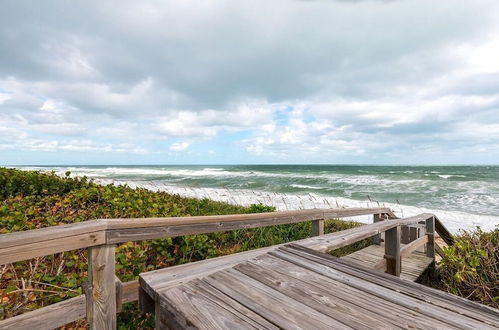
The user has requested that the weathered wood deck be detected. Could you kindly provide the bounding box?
[341,242,433,282]
[140,244,499,330]
[3,207,489,330]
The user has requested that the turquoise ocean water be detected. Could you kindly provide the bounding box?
[19,165,499,233]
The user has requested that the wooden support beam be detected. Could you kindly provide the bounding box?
[400,235,429,258]
[426,216,435,258]
[88,245,116,330]
[311,219,324,236]
[0,295,86,330]
[384,226,401,276]
[372,214,382,245]
[435,242,445,258]
[409,226,419,242]
[435,216,454,245]
[115,276,123,313]
[401,225,410,244]
[139,286,155,315]
[0,280,139,330]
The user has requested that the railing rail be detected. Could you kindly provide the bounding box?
[0,207,449,330]
[0,207,392,265]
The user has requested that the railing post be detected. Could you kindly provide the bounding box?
[373,214,382,245]
[426,216,435,258]
[311,219,325,236]
[384,226,401,276]
[88,244,116,330]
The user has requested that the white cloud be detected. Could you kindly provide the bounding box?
[169,141,190,151]
[1,1,499,163]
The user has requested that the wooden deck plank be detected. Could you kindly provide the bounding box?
[189,279,280,330]
[281,244,499,327]
[235,259,406,329]
[247,254,453,330]
[340,243,434,282]
[203,268,353,330]
[140,244,280,300]
[159,283,261,330]
[272,247,497,330]
[292,244,499,323]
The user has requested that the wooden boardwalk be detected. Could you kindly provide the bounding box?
[341,243,433,282]
[2,207,494,330]
[140,244,499,329]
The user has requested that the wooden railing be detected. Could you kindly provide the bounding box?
[0,207,451,330]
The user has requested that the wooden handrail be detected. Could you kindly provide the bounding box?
[0,207,391,265]
[0,208,451,330]
[298,213,435,252]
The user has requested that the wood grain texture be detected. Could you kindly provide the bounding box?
[88,245,116,330]
[115,276,123,313]
[122,279,139,304]
[0,295,86,330]
[297,213,434,252]
[281,244,499,327]
[189,279,280,330]
[343,243,433,282]
[105,207,392,230]
[0,207,397,264]
[0,219,107,249]
[372,213,382,245]
[247,254,451,329]
[0,231,105,265]
[0,280,141,330]
[234,260,396,329]
[272,245,499,329]
[107,208,391,244]
[2,208,465,329]
[203,268,351,330]
[385,226,401,276]
[311,219,324,236]
[400,235,428,258]
[140,245,278,301]
[159,279,279,330]
[140,242,498,330]
[426,216,435,258]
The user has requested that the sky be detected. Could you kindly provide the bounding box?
[1,0,499,165]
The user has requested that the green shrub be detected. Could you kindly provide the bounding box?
[436,227,498,308]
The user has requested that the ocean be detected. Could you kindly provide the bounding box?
[18,165,499,233]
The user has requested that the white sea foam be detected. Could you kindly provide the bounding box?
[33,166,443,189]
[290,184,323,190]
[17,166,499,234]
[88,177,498,234]
[438,174,467,179]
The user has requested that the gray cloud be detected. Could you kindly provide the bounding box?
[1,0,499,163]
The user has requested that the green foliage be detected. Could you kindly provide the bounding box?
[435,227,498,308]
[0,167,90,200]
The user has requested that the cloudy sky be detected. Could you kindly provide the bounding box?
[1,0,499,165]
